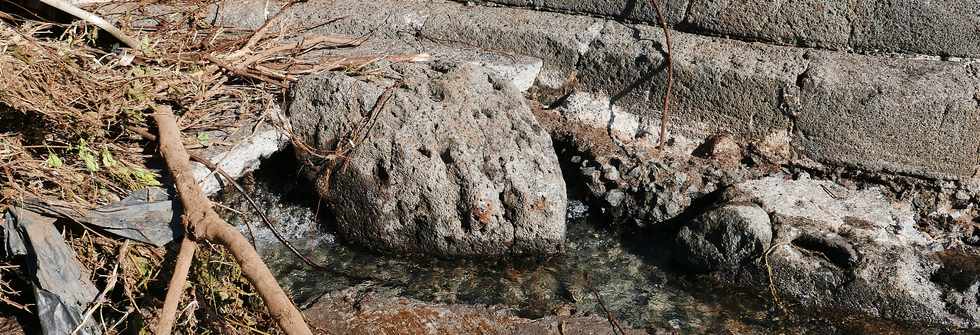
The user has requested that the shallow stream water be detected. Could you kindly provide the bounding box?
[218,151,941,334]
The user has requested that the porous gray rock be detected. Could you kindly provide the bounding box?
[675,204,772,272]
[287,62,567,257]
[704,176,980,328]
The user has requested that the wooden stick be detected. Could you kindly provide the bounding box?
[155,236,196,335]
[152,105,311,335]
[585,272,626,335]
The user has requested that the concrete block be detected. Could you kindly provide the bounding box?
[481,0,688,25]
[684,0,850,50]
[577,22,804,139]
[849,0,980,58]
[794,53,980,178]
[484,0,980,58]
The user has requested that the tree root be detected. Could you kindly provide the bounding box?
[151,105,311,335]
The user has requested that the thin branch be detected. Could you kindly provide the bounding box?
[649,0,674,149]
[36,0,141,50]
[585,272,626,335]
[72,240,130,335]
[156,236,196,335]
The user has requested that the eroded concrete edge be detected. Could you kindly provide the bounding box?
[208,0,980,180]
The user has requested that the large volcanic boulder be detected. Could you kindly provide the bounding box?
[287,62,567,257]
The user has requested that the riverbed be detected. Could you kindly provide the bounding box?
[217,150,946,334]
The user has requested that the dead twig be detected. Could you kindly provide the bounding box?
[648,0,674,149]
[240,0,308,54]
[36,0,141,49]
[763,242,789,315]
[584,272,626,335]
[71,240,130,335]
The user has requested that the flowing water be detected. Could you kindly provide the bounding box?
[218,150,939,334]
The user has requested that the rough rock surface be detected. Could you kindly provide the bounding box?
[535,96,980,328]
[287,62,567,256]
[675,204,772,272]
[675,176,980,328]
[211,0,980,179]
[303,287,646,334]
[483,0,980,58]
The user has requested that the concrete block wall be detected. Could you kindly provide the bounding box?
[481,0,980,58]
[213,0,980,179]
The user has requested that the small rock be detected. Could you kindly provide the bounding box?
[675,204,772,272]
[605,189,626,207]
[956,190,971,201]
[752,130,792,164]
[693,133,742,167]
[602,164,620,181]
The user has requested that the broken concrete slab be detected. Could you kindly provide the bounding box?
[191,124,289,196]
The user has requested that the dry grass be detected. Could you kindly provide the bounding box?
[0,0,390,332]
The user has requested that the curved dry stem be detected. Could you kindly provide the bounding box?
[37,0,141,49]
[649,0,674,149]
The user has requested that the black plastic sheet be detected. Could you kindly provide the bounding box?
[21,187,181,247]
[3,207,100,335]
[0,187,185,334]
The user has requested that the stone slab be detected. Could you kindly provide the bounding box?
[477,0,688,25]
[483,0,980,58]
[578,21,804,140]
[794,53,980,178]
